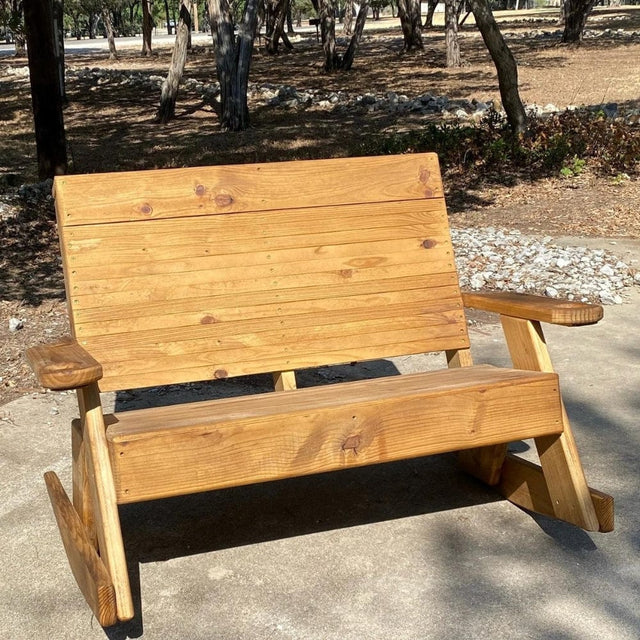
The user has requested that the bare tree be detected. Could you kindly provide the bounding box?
[561,0,596,43]
[312,0,369,72]
[423,0,437,28]
[343,0,353,35]
[313,0,339,71]
[397,0,422,51]
[208,0,259,130]
[264,0,294,54]
[157,0,191,122]
[2,0,26,55]
[469,0,526,134]
[23,0,67,177]
[444,0,460,67]
[101,6,118,59]
[141,0,153,55]
[341,0,369,70]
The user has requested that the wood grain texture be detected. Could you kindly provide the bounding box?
[54,154,444,226]
[106,366,563,504]
[72,417,97,548]
[79,384,134,621]
[447,347,508,485]
[57,190,468,391]
[273,370,297,391]
[500,316,601,531]
[462,291,603,326]
[44,471,117,627]
[26,337,102,390]
[499,454,614,532]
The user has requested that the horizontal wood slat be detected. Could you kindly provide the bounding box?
[97,322,470,392]
[79,299,463,349]
[106,366,563,503]
[54,154,444,226]
[62,214,449,272]
[74,287,462,338]
[70,260,456,311]
[72,275,461,326]
[90,313,465,366]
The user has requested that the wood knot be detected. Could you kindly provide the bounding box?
[200,315,217,324]
[138,203,153,217]
[213,369,228,379]
[339,269,353,279]
[195,184,206,196]
[419,167,431,183]
[422,239,437,249]
[214,193,234,207]
[342,434,361,453]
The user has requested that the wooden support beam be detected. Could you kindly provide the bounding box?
[44,472,117,626]
[273,370,297,391]
[79,384,134,621]
[500,316,601,531]
[72,416,97,548]
[448,348,508,486]
[499,454,614,532]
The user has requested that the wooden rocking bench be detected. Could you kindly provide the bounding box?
[27,153,613,627]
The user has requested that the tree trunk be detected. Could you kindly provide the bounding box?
[102,7,118,59]
[286,2,294,33]
[52,0,66,102]
[157,1,191,122]
[445,0,460,67]
[469,0,527,134]
[88,12,99,38]
[23,0,67,178]
[315,0,339,71]
[208,0,259,131]
[265,0,293,54]
[423,0,437,28]
[561,0,595,43]
[340,0,368,70]
[141,0,153,55]
[343,0,354,34]
[164,0,172,33]
[397,0,423,51]
[10,0,27,56]
[193,1,200,31]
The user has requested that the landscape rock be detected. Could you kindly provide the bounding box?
[9,318,24,332]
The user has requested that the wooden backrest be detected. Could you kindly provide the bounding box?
[54,153,469,392]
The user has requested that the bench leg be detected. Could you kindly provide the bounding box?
[78,383,135,622]
[72,399,96,547]
[499,316,602,532]
[447,348,508,485]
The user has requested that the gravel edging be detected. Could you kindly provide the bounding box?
[451,227,640,304]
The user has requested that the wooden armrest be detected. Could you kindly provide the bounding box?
[26,337,103,390]
[462,291,603,326]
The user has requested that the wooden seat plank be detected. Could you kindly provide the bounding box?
[107,366,563,504]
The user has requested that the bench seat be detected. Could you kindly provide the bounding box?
[106,365,562,504]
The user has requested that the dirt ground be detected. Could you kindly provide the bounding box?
[1,7,639,404]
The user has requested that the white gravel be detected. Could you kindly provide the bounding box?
[451,227,637,304]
